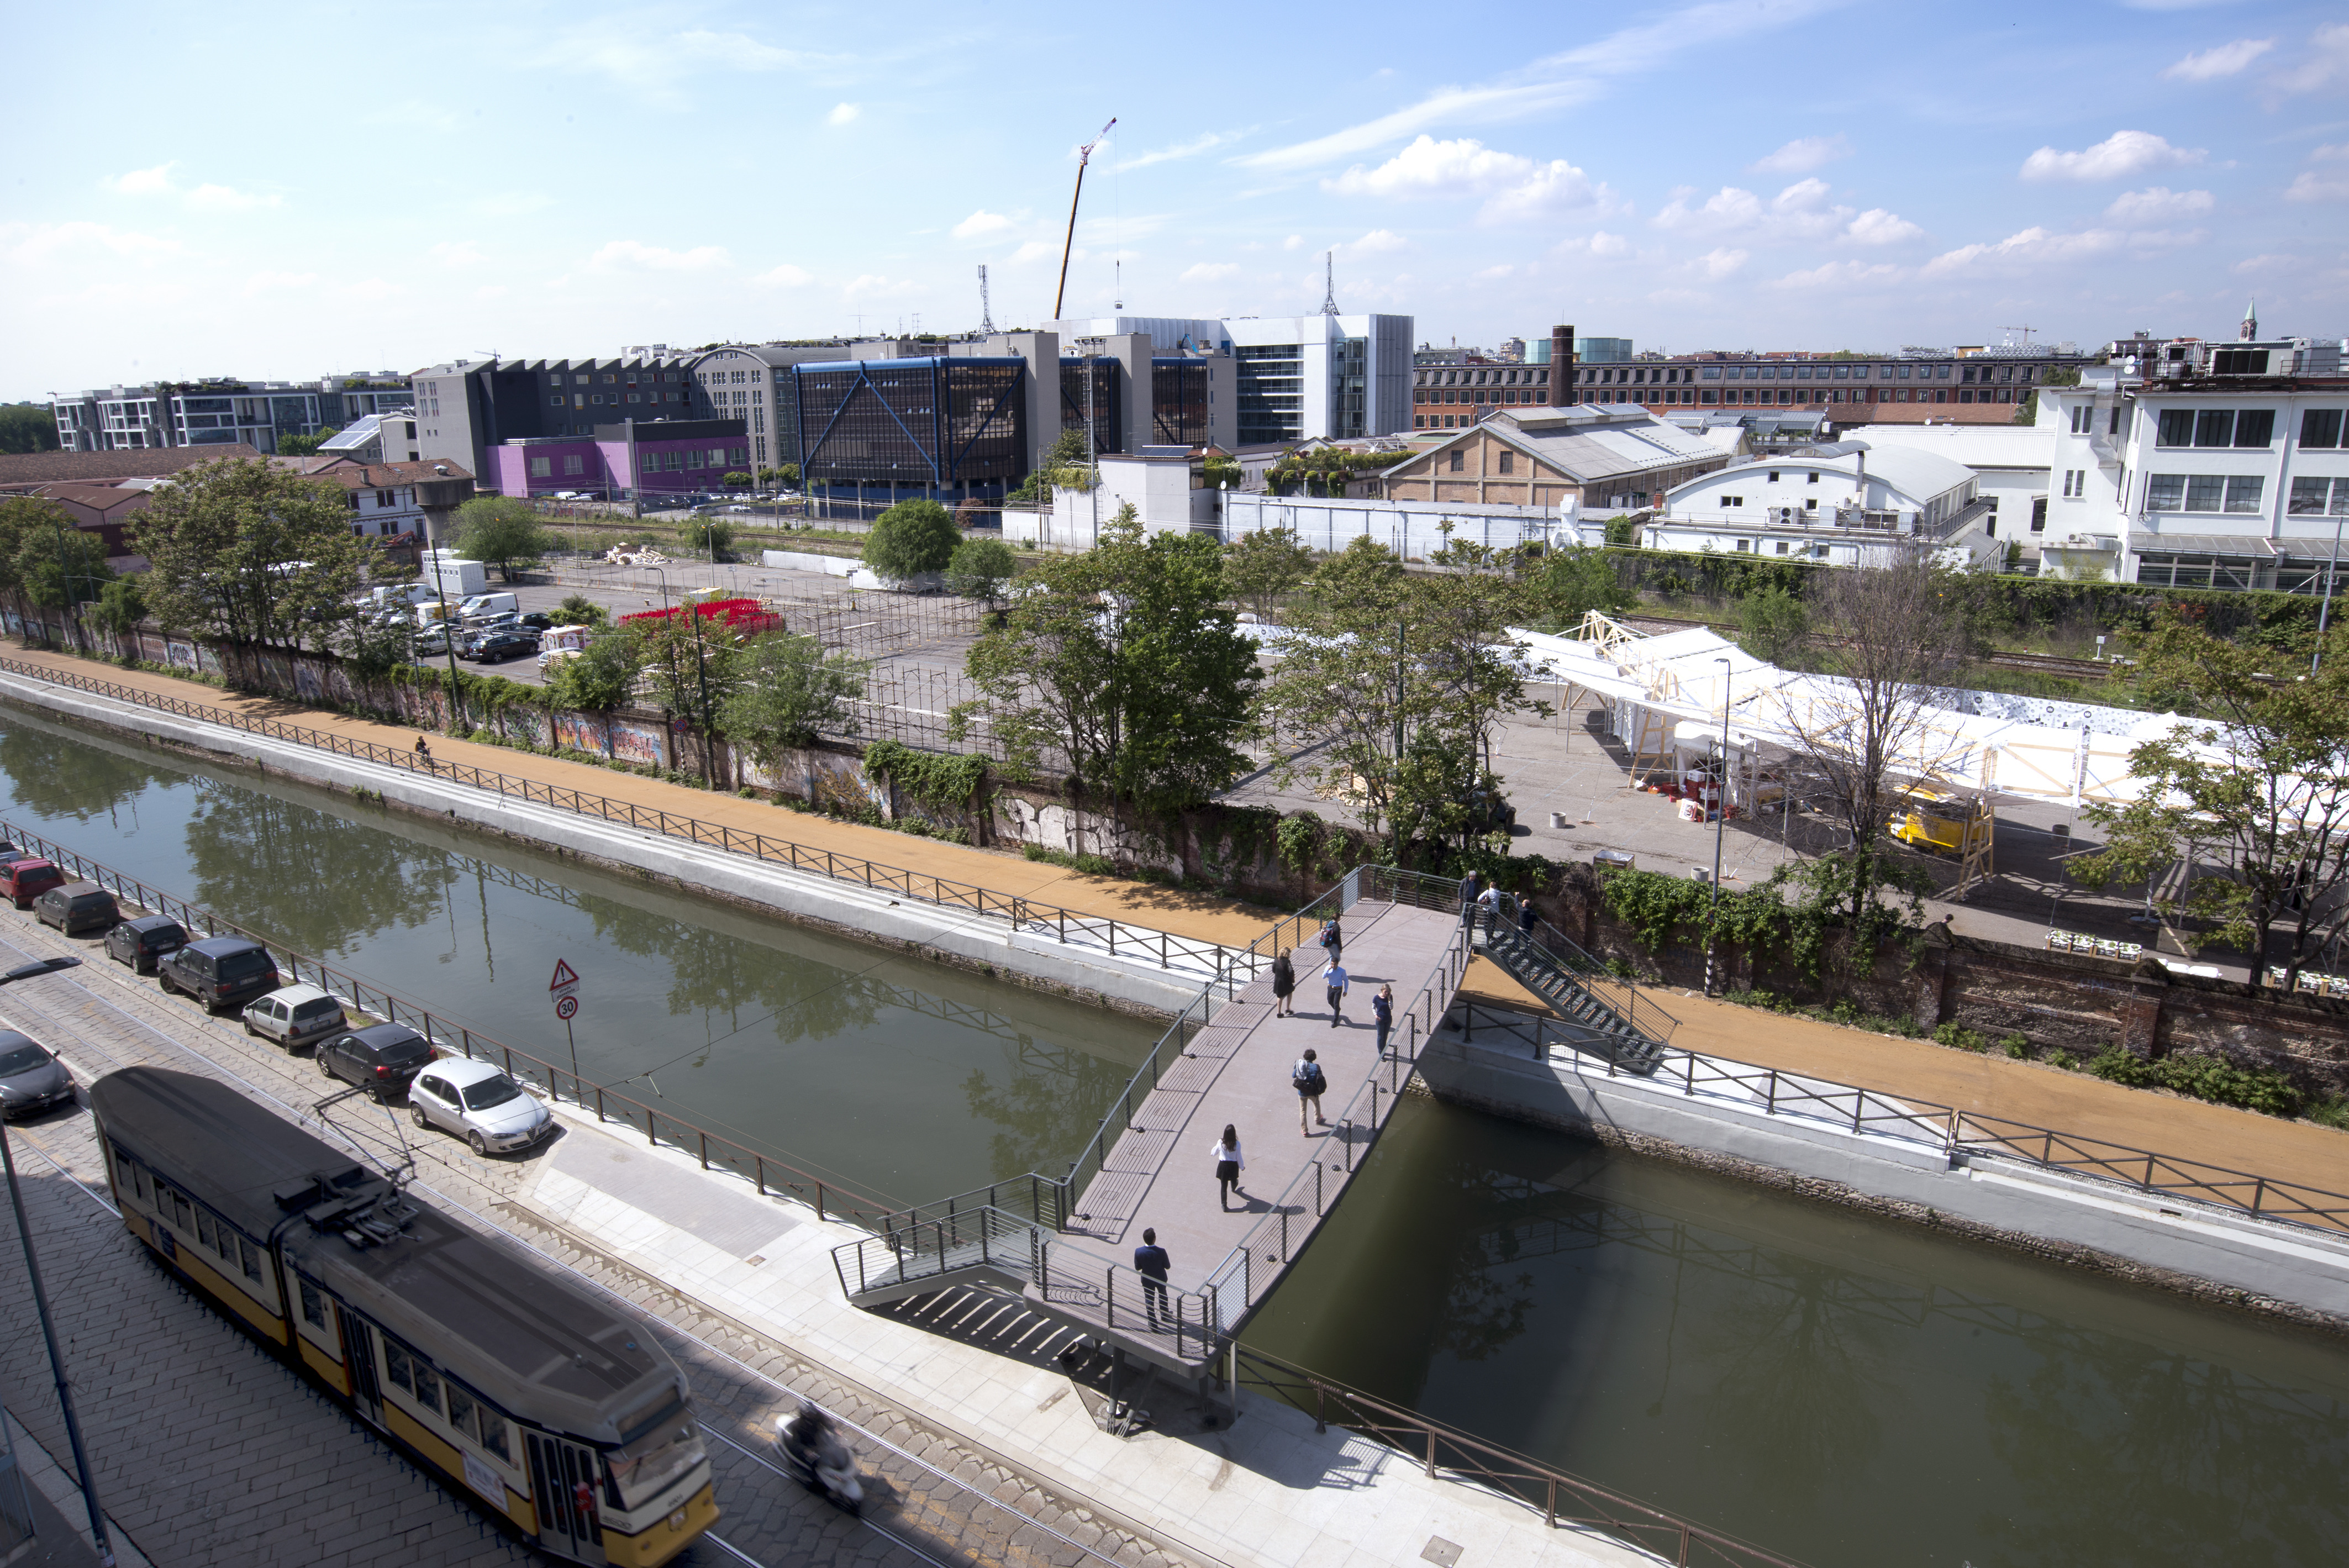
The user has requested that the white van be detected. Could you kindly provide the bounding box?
[459,592,519,623]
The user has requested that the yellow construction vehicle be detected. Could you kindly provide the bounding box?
[1891,790,1991,858]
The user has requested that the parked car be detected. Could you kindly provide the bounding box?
[407,1058,554,1155]
[0,859,66,910]
[159,936,281,1012]
[106,914,188,974]
[316,1023,435,1101]
[470,629,540,665]
[241,983,347,1051]
[415,626,453,657]
[459,591,519,621]
[518,611,555,631]
[0,1031,73,1120]
[34,881,120,935]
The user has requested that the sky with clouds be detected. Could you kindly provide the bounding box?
[4,0,2346,399]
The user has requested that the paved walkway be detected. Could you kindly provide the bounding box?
[1457,961,2349,1199]
[1,645,1271,949]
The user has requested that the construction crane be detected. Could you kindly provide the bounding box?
[1052,117,1116,321]
[978,265,995,334]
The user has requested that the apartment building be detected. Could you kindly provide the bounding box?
[2037,328,2349,587]
[410,351,701,487]
[1651,444,1998,567]
[48,373,411,454]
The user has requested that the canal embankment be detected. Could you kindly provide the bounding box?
[1420,1002,2349,1330]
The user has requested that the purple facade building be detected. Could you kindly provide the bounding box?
[488,418,751,499]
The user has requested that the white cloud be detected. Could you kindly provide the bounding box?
[1689,247,1749,280]
[1180,261,1243,283]
[2231,254,2300,273]
[1476,264,1515,280]
[2268,24,2349,97]
[1748,134,1851,175]
[1235,0,1841,172]
[754,264,813,287]
[2105,186,2215,222]
[186,182,278,212]
[827,102,860,127]
[242,270,316,297]
[2286,168,2349,202]
[1555,231,1631,257]
[534,21,826,105]
[1282,235,1304,250]
[589,240,730,271]
[1115,130,1247,171]
[108,163,176,196]
[1845,208,1924,244]
[1340,229,1409,255]
[1769,260,1905,290]
[1008,240,1057,265]
[2162,38,2274,81]
[1,220,181,265]
[842,273,922,299]
[1324,136,1602,225]
[951,210,1014,240]
[2020,130,2206,181]
[1922,224,2205,276]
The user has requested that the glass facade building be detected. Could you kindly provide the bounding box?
[1236,344,1305,445]
[793,357,1029,494]
[1059,358,1121,454]
[1151,360,1210,446]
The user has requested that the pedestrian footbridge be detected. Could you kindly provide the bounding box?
[830,867,1674,1387]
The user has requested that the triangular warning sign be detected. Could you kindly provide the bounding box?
[549,958,580,992]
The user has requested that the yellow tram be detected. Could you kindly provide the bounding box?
[89,1066,718,1566]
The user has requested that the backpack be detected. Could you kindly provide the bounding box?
[1318,923,1337,950]
[1294,1061,1325,1094]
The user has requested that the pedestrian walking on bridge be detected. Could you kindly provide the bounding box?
[1372,984,1394,1057]
[1317,918,1343,966]
[1134,1228,1171,1330]
[1323,961,1349,1027]
[1213,1125,1246,1211]
[1293,1048,1328,1132]
[1271,949,1295,1017]
[1477,883,1503,941]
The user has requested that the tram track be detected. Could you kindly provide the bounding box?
[0,923,1154,1568]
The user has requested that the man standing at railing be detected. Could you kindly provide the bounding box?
[1477,883,1502,942]
[1372,984,1393,1057]
[1134,1228,1171,1330]
[1460,869,1481,929]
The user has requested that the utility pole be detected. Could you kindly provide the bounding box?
[1704,655,1731,996]
[0,955,116,1566]
[1393,619,1407,864]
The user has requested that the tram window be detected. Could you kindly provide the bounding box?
[239,1238,262,1282]
[478,1413,511,1464]
[412,1365,444,1419]
[385,1341,414,1396]
[196,1211,217,1253]
[298,1280,326,1329]
[446,1388,478,1443]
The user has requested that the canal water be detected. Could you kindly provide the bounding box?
[0,708,1160,1207]
[8,708,2348,1566]
[1242,1096,2349,1568]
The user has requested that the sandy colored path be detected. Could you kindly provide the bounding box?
[1459,959,2349,1199]
[1,645,1274,948]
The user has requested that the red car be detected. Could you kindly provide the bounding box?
[0,859,66,911]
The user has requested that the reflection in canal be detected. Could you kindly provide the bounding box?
[0,708,1158,1205]
[1244,1096,2349,1568]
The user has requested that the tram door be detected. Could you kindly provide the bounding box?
[526,1432,608,1564]
[336,1309,383,1426]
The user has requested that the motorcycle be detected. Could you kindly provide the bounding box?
[775,1401,865,1515]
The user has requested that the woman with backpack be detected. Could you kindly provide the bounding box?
[1212,1125,1246,1211]
[1293,1048,1328,1132]
[1318,918,1343,966]
[1270,949,1295,1017]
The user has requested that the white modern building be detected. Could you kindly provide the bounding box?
[1839,421,2055,562]
[1051,312,1415,444]
[1650,443,1998,567]
[49,374,412,454]
[2036,327,2349,587]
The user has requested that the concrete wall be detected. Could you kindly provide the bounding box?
[1223,491,1570,559]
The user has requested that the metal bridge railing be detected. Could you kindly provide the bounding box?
[0,653,1258,988]
[1232,1346,1809,1568]
[1453,998,2349,1239]
[0,814,897,1228]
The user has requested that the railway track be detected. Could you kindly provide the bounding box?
[1614,615,2129,681]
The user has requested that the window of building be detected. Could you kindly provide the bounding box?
[2061,469,2084,498]
[1498,451,1514,473]
[375,490,396,508]
[2300,409,2344,449]
[1735,539,1751,552]
[1719,494,1744,506]
[1767,470,1779,482]
[575,374,589,385]
[1805,496,1818,510]
[2233,409,2276,447]
[2290,478,2349,515]
[2070,404,2092,434]
[2195,410,2237,447]
[602,373,617,385]
[1703,367,1721,379]
[549,395,565,408]
[529,456,551,478]
[562,455,584,476]
[1449,449,1464,472]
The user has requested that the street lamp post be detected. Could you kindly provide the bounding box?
[647,567,714,787]
[430,576,466,734]
[0,955,115,1566]
[1705,655,1731,996]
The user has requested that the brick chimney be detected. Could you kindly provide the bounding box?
[1548,326,1575,407]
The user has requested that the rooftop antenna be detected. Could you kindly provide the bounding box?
[1054,116,1117,320]
[1321,252,1340,316]
[1115,256,1123,312]
[978,265,996,334]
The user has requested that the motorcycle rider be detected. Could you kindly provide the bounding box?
[777,1401,863,1512]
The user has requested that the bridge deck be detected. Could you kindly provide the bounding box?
[1066,897,1466,1306]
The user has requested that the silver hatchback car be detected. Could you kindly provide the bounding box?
[0,1030,75,1119]
[241,984,348,1051]
[407,1058,554,1156]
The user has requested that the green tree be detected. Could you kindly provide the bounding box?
[92,577,146,636]
[1603,517,1639,547]
[2078,618,2349,990]
[683,515,735,560]
[955,505,1259,825]
[720,633,869,769]
[130,458,368,668]
[0,405,61,455]
[721,471,752,491]
[546,622,643,713]
[944,536,1020,607]
[545,592,608,628]
[2015,366,2079,426]
[1223,526,1314,623]
[1736,586,1811,664]
[1004,430,1093,506]
[450,495,551,583]
[636,611,749,786]
[275,428,341,457]
[1262,536,1539,864]
[15,525,114,613]
[863,498,960,580]
[1530,545,1633,631]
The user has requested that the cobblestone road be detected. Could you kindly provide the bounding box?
[0,903,1193,1568]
